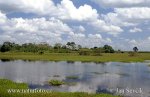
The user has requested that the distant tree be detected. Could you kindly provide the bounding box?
[103,45,115,53]
[66,42,76,50]
[133,47,138,52]
[77,45,82,49]
[54,43,62,52]
[54,43,62,49]
[93,47,98,49]
[0,42,13,52]
[62,45,67,49]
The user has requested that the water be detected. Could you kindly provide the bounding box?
[0,60,150,97]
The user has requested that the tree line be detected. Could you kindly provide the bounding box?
[0,41,116,55]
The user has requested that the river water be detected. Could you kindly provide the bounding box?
[0,60,150,97]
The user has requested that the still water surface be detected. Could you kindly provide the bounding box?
[0,60,150,97]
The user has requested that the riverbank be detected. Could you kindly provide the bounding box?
[0,79,119,97]
[0,52,150,62]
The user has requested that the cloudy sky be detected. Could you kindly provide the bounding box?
[0,0,150,51]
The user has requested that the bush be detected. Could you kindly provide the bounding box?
[39,51,44,55]
[79,50,90,56]
[49,80,65,86]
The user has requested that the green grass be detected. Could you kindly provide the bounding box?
[49,80,65,86]
[0,79,120,97]
[0,52,150,62]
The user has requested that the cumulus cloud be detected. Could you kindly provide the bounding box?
[103,7,150,29]
[55,0,98,21]
[0,11,72,44]
[54,0,123,35]
[91,0,150,8]
[129,27,142,33]
[0,0,150,50]
[0,11,7,24]
[0,0,56,15]
[115,7,150,19]
[90,19,123,36]
[0,0,98,21]
[88,34,102,39]
[0,0,123,35]
[73,25,85,33]
[0,11,113,47]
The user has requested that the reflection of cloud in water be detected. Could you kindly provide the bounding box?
[67,74,120,93]
[68,82,97,93]
[0,60,150,97]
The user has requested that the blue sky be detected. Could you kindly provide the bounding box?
[0,0,150,51]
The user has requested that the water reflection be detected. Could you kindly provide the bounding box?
[0,59,14,62]
[0,60,150,97]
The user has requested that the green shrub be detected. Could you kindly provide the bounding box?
[79,51,90,56]
[49,80,65,86]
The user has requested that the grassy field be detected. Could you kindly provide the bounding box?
[0,79,119,97]
[0,52,150,62]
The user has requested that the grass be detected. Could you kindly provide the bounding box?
[0,79,120,97]
[49,80,65,86]
[53,75,60,77]
[65,82,77,86]
[66,76,79,80]
[0,52,150,62]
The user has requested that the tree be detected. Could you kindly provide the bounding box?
[133,47,138,52]
[103,45,115,53]
[77,45,82,49]
[54,43,62,52]
[0,42,13,52]
[92,48,103,56]
[66,42,76,50]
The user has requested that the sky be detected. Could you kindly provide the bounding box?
[0,0,150,51]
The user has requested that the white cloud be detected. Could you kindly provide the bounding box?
[103,7,150,29]
[0,11,7,24]
[55,0,98,21]
[89,18,123,36]
[0,0,56,15]
[102,12,137,27]
[73,25,85,32]
[88,34,102,39]
[1,0,150,50]
[0,0,98,21]
[129,27,142,33]
[0,0,123,36]
[91,0,150,8]
[0,11,114,47]
[78,25,85,32]
[115,7,150,19]
[57,0,123,35]
[0,11,73,44]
